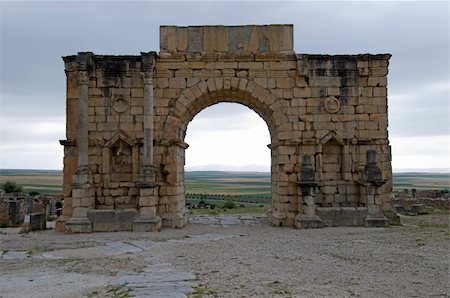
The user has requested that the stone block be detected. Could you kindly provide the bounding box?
[411,204,427,215]
[131,88,144,97]
[276,77,295,88]
[22,213,46,232]
[139,196,158,207]
[140,187,158,197]
[87,209,138,232]
[373,87,387,97]
[156,78,169,88]
[169,78,186,89]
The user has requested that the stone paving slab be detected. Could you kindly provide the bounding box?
[0,271,111,298]
[114,262,196,297]
[1,251,29,259]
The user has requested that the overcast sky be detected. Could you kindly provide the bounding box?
[0,1,448,171]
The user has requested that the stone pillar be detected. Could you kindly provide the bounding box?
[363,150,389,227]
[295,154,323,229]
[77,70,89,173]
[134,52,161,232]
[141,69,156,181]
[66,54,94,233]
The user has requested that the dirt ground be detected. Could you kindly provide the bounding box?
[0,212,449,298]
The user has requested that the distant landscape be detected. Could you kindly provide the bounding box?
[0,169,448,197]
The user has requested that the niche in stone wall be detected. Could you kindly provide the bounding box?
[111,139,132,181]
[318,132,346,207]
[104,131,136,182]
[321,133,344,181]
[322,139,343,181]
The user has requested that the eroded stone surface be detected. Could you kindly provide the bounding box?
[59,25,393,232]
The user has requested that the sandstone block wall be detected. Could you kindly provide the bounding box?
[59,25,393,231]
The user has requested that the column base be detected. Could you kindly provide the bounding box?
[161,212,188,228]
[268,211,288,227]
[55,215,70,232]
[65,217,92,233]
[133,216,162,232]
[365,214,390,227]
[295,214,324,229]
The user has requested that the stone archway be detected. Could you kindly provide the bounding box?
[58,25,394,233]
[156,83,284,228]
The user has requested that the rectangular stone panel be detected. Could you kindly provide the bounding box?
[160,25,293,54]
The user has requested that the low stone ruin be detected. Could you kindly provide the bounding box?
[393,189,449,213]
[0,195,62,231]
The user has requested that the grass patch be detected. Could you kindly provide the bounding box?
[189,285,218,297]
[266,280,292,296]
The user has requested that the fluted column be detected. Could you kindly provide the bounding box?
[141,69,156,181]
[66,53,94,233]
[76,70,90,175]
[134,53,161,232]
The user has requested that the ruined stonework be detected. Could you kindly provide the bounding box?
[57,25,394,233]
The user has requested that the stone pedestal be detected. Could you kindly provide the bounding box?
[361,150,390,228]
[296,154,323,229]
[65,167,94,233]
[133,183,162,232]
[161,210,188,229]
[65,216,92,233]
[295,195,323,229]
[364,187,389,228]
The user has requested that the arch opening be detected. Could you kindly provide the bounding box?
[183,102,272,216]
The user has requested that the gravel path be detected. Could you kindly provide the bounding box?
[0,213,448,297]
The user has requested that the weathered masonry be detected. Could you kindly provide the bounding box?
[57,25,395,233]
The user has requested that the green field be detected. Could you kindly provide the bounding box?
[185,171,271,195]
[0,169,63,195]
[392,172,449,191]
[0,169,448,197]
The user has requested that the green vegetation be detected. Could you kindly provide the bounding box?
[189,285,218,297]
[1,181,23,193]
[222,199,236,209]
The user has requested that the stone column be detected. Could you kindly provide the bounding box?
[66,55,94,233]
[141,69,156,181]
[134,53,161,232]
[77,71,89,171]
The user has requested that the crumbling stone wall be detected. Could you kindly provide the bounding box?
[393,189,450,210]
[58,25,393,233]
[0,196,50,227]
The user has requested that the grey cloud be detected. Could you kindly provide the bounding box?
[0,1,448,169]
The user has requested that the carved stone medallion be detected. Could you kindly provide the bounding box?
[112,95,129,113]
[324,96,341,114]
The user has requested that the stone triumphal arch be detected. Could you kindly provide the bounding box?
[57,25,394,233]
